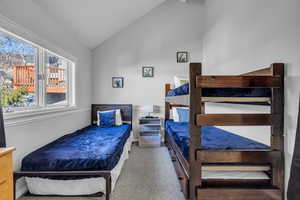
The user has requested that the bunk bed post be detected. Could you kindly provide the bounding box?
[165,84,171,147]
[270,63,285,198]
[189,63,202,200]
[165,84,171,120]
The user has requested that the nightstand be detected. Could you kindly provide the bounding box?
[138,117,161,147]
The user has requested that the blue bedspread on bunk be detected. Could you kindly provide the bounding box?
[166,83,271,97]
[165,120,269,160]
[21,124,131,172]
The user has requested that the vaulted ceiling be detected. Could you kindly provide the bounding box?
[32,0,166,49]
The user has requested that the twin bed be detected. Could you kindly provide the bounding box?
[14,104,133,200]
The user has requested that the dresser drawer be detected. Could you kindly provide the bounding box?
[139,134,161,147]
[140,125,160,132]
[0,154,10,183]
[0,181,9,200]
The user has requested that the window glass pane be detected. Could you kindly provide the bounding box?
[45,51,68,106]
[0,32,37,112]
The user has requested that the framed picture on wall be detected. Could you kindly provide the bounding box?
[177,51,189,63]
[142,66,154,77]
[112,77,124,88]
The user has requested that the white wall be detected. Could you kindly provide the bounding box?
[202,0,300,195]
[0,0,92,197]
[92,0,205,136]
[206,103,270,145]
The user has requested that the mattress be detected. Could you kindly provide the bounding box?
[165,120,270,160]
[25,132,134,195]
[166,83,271,97]
[21,124,131,172]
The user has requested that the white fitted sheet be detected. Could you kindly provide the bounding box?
[25,132,133,196]
[202,171,270,180]
[165,95,189,106]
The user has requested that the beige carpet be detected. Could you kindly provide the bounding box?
[19,145,185,200]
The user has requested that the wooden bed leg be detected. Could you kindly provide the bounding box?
[13,177,16,200]
[13,174,19,200]
[105,175,111,200]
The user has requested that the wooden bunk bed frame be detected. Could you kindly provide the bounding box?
[13,104,133,200]
[165,63,284,200]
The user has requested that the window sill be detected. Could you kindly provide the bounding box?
[3,106,92,128]
[4,106,78,121]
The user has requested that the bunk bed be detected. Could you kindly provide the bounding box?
[165,63,284,200]
[14,104,133,200]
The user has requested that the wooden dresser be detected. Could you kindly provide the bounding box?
[0,147,16,200]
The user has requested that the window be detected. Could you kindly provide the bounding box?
[45,51,69,106]
[0,29,75,114]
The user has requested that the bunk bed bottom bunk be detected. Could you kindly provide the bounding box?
[165,120,270,160]
[165,120,275,199]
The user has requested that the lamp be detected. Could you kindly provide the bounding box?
[142,105,158,118]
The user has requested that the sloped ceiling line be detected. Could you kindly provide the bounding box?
[32,0,167,49]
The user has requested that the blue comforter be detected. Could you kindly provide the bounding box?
[167,83,271,97]
[21,124,131,172]
[165,120,269,160]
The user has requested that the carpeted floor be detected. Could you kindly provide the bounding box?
[19,145,185,200]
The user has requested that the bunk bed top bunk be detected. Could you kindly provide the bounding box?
[165,63,284,200]
[165,65,277,105]
[166,83,271,98]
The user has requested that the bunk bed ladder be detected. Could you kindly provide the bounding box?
[189,63,284,200]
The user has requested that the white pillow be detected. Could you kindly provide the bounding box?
[169,109,174,120]
[172,108,180,122]
[115,109,123,126]
[174,76,188,88]
[172,107,189,122]
[97,109,123,126]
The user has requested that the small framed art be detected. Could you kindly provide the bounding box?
[177,51,189,63]
[142,66,154,77]
[112,77,124,88]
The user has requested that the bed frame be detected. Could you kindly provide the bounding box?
[13,104,133,200]
[165,63,284,200]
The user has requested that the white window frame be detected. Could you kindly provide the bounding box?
[0,26,76,119]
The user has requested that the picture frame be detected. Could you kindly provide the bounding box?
[142,66,154,78]
[112,77,124,88]
[177,51,189,63]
